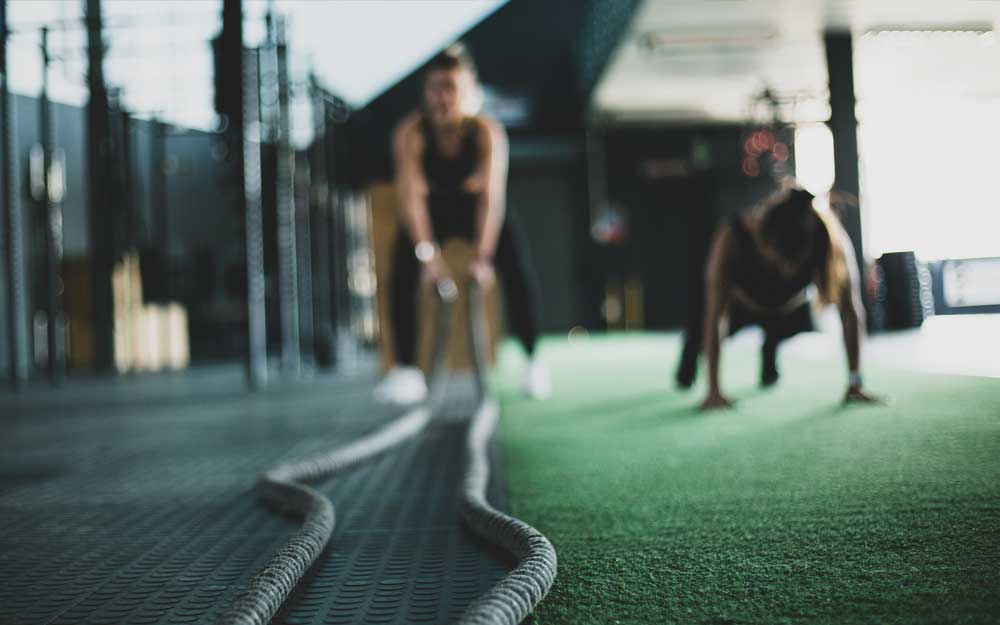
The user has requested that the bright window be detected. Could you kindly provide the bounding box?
[856,30,1000,261]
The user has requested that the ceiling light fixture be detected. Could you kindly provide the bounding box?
[638,25,779,52]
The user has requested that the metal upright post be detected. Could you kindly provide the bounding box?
[824,32,866,284]
[150,117,169,300]
[118,109,137,254]
[243,45,268,388]
[1,0,30,385]
[308,78,334,368]
[295,151,314,367]
[86,0,115,373]
[39,28,65,382]
[326,100,349,363]
[219,0,267,388]
[273,15,300,376]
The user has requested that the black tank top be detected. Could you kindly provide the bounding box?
[420,116,480,214]
[728,215,825,309]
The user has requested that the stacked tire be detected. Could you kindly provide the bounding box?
[871,251,934,331]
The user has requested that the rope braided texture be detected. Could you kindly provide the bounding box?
[217,279,558,625]
[457,398,558,625]
[216,401,435,625]
[456,281,557,624]
[216,281,456,625]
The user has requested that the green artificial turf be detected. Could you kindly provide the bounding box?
[495,333,1000,625]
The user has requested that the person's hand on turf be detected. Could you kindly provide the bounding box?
[843,384,883,405]
[468,257,496,288]
[700,390,734,410]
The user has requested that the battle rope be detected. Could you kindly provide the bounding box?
[217,278,556,625]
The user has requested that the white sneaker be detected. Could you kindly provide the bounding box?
[373,366,428,405]
[522,358,552,400]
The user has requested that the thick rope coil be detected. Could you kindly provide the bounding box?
[455,283,557,625]
[216,280,456,625]
[217,278,558,625]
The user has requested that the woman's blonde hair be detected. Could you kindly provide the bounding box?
[424,43,483,115]
[425,43,477,81]
[813,206,849,306]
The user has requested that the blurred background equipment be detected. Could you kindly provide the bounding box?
[870,251,935,331]
[2,0,999,390]
[1,0,387,388]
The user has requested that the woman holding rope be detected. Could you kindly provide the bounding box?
[375,44,551,404]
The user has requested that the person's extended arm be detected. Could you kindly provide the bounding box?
[832,222,880,404]
[469,117,508,280]
[393,115,448,282]
[701,226,734,410]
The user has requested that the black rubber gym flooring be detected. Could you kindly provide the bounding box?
[0,367,511,625]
